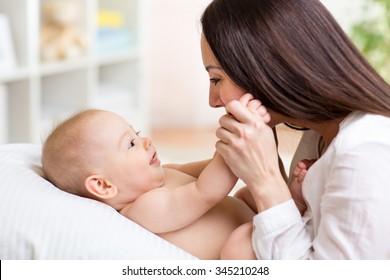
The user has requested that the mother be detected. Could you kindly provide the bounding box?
[200,0,390,259]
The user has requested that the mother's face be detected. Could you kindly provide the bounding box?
[201,36,285,126]
[201,36,246,108]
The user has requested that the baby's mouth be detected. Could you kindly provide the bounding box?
[150,151,161,166]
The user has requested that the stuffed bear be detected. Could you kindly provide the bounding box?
[40,0,87,62]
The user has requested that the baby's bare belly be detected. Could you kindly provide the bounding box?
[158,196,255,259]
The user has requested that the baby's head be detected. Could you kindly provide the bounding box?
[42,110,99,198]
[42,109,164,209]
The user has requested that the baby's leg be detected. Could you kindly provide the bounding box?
[234,186,257,213]
[220,222,257,260]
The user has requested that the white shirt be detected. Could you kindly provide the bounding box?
[252,112,390,259]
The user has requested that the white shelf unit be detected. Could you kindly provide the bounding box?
[0,0,149,144]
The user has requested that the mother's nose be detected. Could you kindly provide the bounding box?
[209,89,224,108]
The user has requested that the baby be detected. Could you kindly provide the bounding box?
[42,109,259,259]
[42,100,312,260]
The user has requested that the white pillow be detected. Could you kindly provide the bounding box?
[0,144,196,259]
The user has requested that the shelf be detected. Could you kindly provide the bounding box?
[0,67,30,83]
[97,48,140,66]
[39,57,91,76]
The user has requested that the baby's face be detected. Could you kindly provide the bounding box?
[87,111,164,202]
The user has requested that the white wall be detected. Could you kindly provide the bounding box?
[321,0,366,30]
[146,0,224,128]
[146,0,365,128]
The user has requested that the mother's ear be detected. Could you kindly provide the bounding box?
[85,175,118,199]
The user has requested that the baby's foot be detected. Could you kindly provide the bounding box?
[290,159,316,215]
[247,98,270,123]
[238,93,271,123]
[292,161,308,184]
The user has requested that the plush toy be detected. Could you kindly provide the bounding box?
[40,0,87,62]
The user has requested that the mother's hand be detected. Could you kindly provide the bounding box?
[216,95,291,212]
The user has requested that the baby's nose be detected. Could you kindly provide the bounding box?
[143,137,151,150]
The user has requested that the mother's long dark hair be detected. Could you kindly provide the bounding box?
[201,0,390,121]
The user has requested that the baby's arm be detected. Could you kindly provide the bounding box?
[120,152,236,234]
[162,95,269,178]
[163,158,212,178]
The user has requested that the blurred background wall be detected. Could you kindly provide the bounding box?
[147,0,222,129]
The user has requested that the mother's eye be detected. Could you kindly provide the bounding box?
[210,78,220,85]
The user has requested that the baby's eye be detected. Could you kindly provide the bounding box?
[210,78,220,85]
[128,139,135,149]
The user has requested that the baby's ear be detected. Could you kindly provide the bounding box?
[85,175,117,199]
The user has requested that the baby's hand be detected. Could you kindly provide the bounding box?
[239,93,270,124]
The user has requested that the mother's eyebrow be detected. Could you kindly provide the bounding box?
[205,65,222,72]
